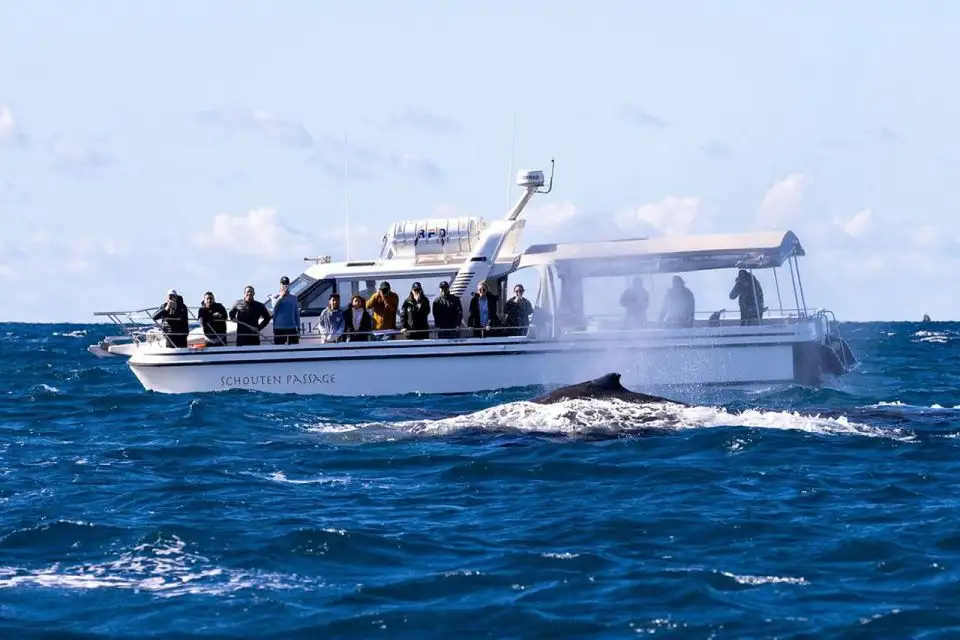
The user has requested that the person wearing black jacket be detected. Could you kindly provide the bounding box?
[152,289,190,348]
[400,281,431,340]
[467,280,501,338]
[229,285,272,346]
[197,291,228,346]
[343,294,373,342]
[431,280,463,339]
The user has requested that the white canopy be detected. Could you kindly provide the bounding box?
[519,230,804,277]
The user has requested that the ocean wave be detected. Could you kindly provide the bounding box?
[306,398,911,442]
[0,531,325,598]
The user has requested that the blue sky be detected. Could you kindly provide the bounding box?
[1,0,958,322]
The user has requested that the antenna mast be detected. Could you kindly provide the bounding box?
[344,132,350,262]
[506,112,517,211]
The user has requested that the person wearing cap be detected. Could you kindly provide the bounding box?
[272,275,302,345]
[503,283,534,336]
[365,281,400,337]
[658,275,696,328]
[431,280,463,339]
[729,269,765,326]
[229,285,272,346]
[467,280,501,338]
[400,281,431,340]
[152,288,190,348]
[197,291,228,346]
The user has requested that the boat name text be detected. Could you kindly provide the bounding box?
[220,373,336,386]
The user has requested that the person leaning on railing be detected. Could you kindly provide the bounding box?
[344,294,373,342]
[400,281,431,340]
[229,285,272,346]
[467,280,501,338]
[432,280,463,339]
[318,293,345,343]
[197,291,228,346]
[153,288,190,348]
[503,283,534,337]
[365,281,400,340]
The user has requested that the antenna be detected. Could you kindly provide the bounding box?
[344,132,350,262]
[506,112,517,210]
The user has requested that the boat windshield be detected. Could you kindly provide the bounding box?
[286,274,316,297]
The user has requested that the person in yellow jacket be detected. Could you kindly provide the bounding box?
[365,281,400,336]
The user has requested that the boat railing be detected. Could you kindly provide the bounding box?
[564,308,819,334]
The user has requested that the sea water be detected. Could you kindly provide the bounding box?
[2,322,960,638]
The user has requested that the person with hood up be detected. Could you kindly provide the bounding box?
[365,281,400,338]
[317,293,345,343]
[467,280,501,338]
[229,285,272,346]
[153,288,190,348]
[729,269,765,325]
[272,275,301,344]
[400,281,431,340]
[658,276,696,328]
[431,281,463,339]
[619,277,650,327]
[197,291,228,346]
[503,283,534,336]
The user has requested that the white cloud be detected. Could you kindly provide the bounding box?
[385,108,461,135]
[527,202,578,229]
[310,136,443,183]
[757,173,813,226]
[833,207,873,238]
[0,264,19,280]
[0,104,16,145]
[198,108,314,148]
[615,196,702,236]
[49,135,111,169]
[191,207,312,260]
[909,224,940,249]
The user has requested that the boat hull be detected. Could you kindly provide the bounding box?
[122,323,841,395]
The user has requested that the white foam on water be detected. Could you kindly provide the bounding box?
[306,398,910,441]
[913,330,954,344]
[720,571,809,586]
[0,534,324,597]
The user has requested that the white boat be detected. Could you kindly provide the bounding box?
[88,161,858,396]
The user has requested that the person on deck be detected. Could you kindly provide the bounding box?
[317,293,345,343]
[400,281,431,340]
[729,269,765,326]
[503,284,534,336]
[272,275,301,344]
[431,281,463,339]
[467,280,501,338]
[658,276,696,328]
[153,289,190,348]
[344,294,373,342]
[229,285,271,346]
[197,291,228,346]
[365,281,400,338]
[619,277,650,327]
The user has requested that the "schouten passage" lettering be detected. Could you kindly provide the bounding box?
[220,373,336,386]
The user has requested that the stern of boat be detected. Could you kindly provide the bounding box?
[793,310,858,384]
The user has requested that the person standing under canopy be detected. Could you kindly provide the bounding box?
[729,269,765,326]
[659,276,696,328]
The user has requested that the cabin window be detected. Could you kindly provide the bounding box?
[298,278,336,315]
[286,274,316,298]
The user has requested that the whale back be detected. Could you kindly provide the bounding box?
[530,373,686,406]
